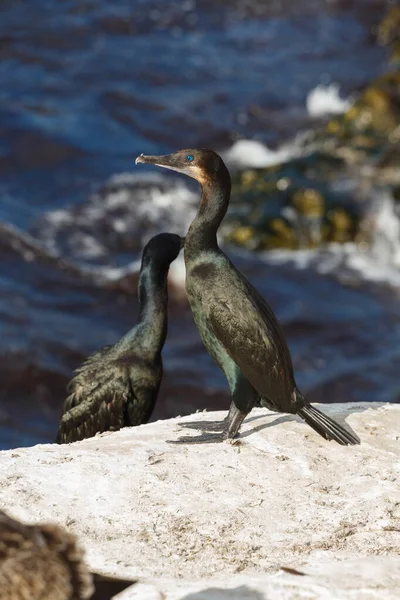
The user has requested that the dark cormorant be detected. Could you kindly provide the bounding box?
[0,510,136,599]
[57,233,182,444]
[136,150,359,446]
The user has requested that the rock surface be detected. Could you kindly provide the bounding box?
[120,557,400,600]
[0,403,399,598]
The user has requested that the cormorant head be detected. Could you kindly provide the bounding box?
[135,149,227,187]
[142,233,183,268]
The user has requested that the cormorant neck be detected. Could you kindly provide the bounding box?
[185,172,231,259]
[138,262,169,353]
[117,262,169,359]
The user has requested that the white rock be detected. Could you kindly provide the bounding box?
[0,403,399,599]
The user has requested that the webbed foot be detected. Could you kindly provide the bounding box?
[171,405,249,444]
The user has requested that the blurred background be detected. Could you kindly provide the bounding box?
[0,0,399,449]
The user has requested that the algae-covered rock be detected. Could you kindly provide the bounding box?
[324,207,357,244]
[344,71,400,137]
[225,6,399,253]
[323,7,400,148]
[291,188,325,217]
[378,5,400,64]
[225,152,361,250]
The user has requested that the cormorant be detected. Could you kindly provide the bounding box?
[136,150,359,446]
[57,233,183,444]
[0,511,136,600]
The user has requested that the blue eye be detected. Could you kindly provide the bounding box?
[187,155,194,162]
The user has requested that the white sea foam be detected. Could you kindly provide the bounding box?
[306,83,353,118]
[371,193,400,268]
[34,171,199,291]
[38,172,197,264]
[222,138,302,170]
[264,244,400,288]
[45,209,73,226]
[96,259,142,282]
[254,189,400,287]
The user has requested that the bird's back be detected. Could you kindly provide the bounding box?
[57,342,162,443]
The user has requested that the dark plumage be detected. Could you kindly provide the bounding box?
[57,233,182,444]
[0,511,136,600]
[136,150,359,446]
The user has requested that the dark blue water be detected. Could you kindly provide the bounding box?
[0,0,398,450]
[0,0,387,224]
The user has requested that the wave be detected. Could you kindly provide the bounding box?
[262,192,400,288]
[29,160,400,291]
[32,172,197,285]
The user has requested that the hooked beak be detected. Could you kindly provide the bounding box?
[135,152,196,179]
[135,154,168,166]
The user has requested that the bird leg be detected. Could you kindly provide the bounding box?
[225,403,248,438]
[169,403,248,444]
[178,401,237,432]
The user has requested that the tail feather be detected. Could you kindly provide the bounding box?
[297,404,359,446]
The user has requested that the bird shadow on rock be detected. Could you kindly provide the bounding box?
[176,412,273,434]
[241,413,360,442]
[239,414,296,438]
[168,415,297,444]
[181,586,266,600]
[169,410,359,444]
[168,432,227,444]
